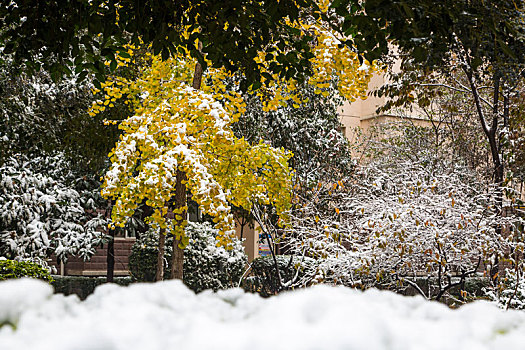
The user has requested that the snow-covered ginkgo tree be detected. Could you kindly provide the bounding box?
[90,0,379,281]
[91,51,294,280]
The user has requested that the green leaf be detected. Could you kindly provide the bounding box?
[3,42,15,54]
[77,70,88,82]
[413,46,426,62]
[101,48,113,57]
[471,57,482,70]
[95,72,105,84]
[330,0,344,9]
[251,80,262,90]
[496,39,516,59]
[118,51,131,59]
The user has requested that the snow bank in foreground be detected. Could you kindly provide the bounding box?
[0,279,524,350]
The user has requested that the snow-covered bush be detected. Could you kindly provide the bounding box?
[129,222,247,292]
[485,267,525,310]
[244,255,317,297]
[0,259,52,282]
[285,124,524,301]
[0,154,106,266]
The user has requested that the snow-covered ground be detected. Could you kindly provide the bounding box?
[1,278,524,350]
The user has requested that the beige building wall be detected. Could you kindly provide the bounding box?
[338,66,433,146]
[235,221,260,262]
[338,73,387,143]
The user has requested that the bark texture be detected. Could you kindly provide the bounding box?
[155,228,166,281]
[171,170,187,280]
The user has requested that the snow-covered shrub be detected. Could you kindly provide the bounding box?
[0,259,52,282]
[485,267,525,310]
[129,222,247,292]
[284,124,524,301]
[0,154,106,266]
[244,255,317,297]
[128,230,159,282]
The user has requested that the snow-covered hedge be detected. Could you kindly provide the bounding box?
[2,278,525,349]
[129,222,247,292]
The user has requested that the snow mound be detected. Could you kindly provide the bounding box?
[1,278,524,350]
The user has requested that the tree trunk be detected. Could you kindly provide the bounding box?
[465,67,505,283]
[167,47,203,280]
[170,170,186,280]
[156,227,166,281]
[166,44,203,280]
[192,42,203,90]
[106,201,115,283]
[106,226,115,283]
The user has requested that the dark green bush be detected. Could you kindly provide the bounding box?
[129,222,247,292]
[51,276,132,300]
[245,255,317,297]
[0,259,53,282]
[128,230,159,283]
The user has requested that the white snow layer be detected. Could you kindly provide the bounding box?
[1,278,524,350]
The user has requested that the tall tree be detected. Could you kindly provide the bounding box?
[95,52,294,281]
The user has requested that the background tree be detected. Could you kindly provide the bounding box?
[363,0,525,203]
[350,0,525,279]
[0,44,148,279]
[234,83,353,188]
[0,0,382,89]
[233,80,355,276]
[0,59,121,170]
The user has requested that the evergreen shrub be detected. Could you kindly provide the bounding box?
[245,255,317,297]
[129,222,247,292]
[51,276,132,300]
[0,259,52,282]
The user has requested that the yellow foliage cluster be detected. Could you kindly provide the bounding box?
[94,53,293,247]
[92,2,380,247]
[250,4,379,112]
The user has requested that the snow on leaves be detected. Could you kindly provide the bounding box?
[0,155,105,266]
[95,53,293,246]
[285,126,524,297]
